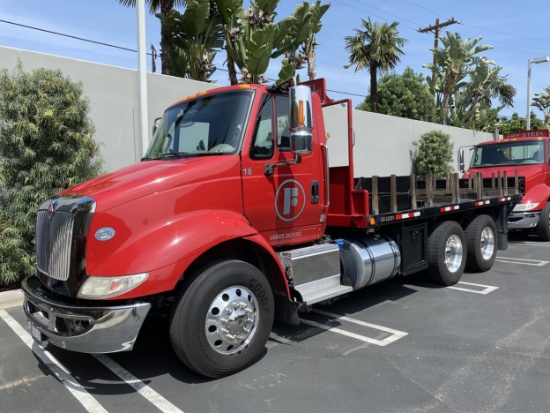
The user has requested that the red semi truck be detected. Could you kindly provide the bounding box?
[23,79,522,378]
[460,129,550,240]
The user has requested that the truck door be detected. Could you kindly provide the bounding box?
[241,93,326,246]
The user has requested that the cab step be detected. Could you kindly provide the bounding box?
[294,274,353,306]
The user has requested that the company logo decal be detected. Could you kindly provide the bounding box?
[275,179,306,221]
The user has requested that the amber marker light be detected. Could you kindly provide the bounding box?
[298,101,305,127]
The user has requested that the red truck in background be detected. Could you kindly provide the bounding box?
[22,79,522,378]
[460,129,550,240]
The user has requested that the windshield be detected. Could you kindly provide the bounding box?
[471,140,546,168]
[144,91,253,160]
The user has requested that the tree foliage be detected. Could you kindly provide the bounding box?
[425,32,516,131]
[280,1,330,81]
[496,112,544,134]
[412,130,453,179]
[344,18,406,113]
[532,86,550,129]
[118,0,187,75]
[357,67,436,122]
[163,0,222,81]
[214,0,330,84]
[0,64,103,288]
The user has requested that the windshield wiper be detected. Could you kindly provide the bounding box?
[159,151,189,159]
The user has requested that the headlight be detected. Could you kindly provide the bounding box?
[78,273,148,299]
[513,202,540,212]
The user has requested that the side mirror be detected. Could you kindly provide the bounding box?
[152,117,162,136]
[289,85,313,155]
[264,85,314,176]
[458,149,465,173]
[291,132,312,153]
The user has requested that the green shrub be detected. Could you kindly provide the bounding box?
[412,130,453,179]
[0,63,103,288]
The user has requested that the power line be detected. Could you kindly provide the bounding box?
[0,18,153,56]
[407,0,447,20]
[461,23,546,45]
[346,0,421,28]
[330,0,419,32]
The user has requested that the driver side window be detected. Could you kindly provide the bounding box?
[251,96,274,159]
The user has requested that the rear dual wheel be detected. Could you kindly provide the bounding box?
[464,214,497,272]
[427,221,466,286]
[428,216,498,286]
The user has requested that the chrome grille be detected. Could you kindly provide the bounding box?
[36,210,74,281]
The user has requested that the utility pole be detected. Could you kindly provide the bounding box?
[137,0,149,158]
[418,18,459,99]
[151,45,157,73]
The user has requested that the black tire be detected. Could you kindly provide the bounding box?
[536,202,550,241]
[170,260,274,378]
[427,221,466,286]
[464,214,498,272]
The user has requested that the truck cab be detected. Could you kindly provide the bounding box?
[463,130,550,240]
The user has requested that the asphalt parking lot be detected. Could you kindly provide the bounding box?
[1,235,549,413]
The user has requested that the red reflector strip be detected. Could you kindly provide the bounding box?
[440,205,460,212]
[475,200,491,206]
[498,197,511,202]
[396,211,421,220]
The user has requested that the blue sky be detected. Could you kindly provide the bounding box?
[1,0,549,119]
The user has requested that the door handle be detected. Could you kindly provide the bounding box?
[311,181,319,204]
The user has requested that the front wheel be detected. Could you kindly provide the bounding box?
[427,221,466,286]
[170,260,274,378]
[536,202,550,241]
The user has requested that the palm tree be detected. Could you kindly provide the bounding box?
[118,0,186,75]
[344,18,406,113]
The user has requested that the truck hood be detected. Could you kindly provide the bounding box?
[62,156,239,212]
[466,165,546,191]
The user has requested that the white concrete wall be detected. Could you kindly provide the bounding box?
[1,46,496,176]
[0,46,219,172]
[324,105,495,177]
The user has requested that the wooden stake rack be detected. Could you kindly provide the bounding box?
[355,171,524,216]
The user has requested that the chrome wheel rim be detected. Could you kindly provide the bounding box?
[480,226,495,260]
[205,285,258,355]
[445,234,463,273]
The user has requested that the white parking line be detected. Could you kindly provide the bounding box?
[496,257,550,266]
[0,310,108,413]
[512,241,550,247]
[94,355,184,413]
[300,309,408,347]
[0,310,185,413]
[447,281,499,295]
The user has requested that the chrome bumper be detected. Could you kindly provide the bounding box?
[508,211,541,230]
[22,276,151,353]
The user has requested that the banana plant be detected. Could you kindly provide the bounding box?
[162,0,223,81]
[215,0,245,84]
[230,0,279,84]
[424,32,492,124]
